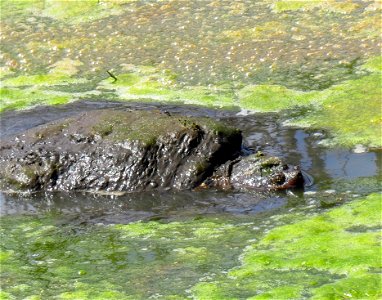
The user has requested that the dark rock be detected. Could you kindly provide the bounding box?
[0,109,304,193]
[0,109,242,192]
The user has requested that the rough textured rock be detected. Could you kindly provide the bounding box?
[0,109,242,192]
[0,109,304,193]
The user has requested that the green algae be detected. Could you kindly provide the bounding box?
[191,193,382,299]
[270,0,359,14]
[0,0,137,23]
[0,59,91,111]
[362,56,382,73]
[0,87,71,112]
[0,215,257,299]
[238,84,314,112]
[2,59,85,87]
[98,67,236,108]
[1,193,381,299]
[287,72,382,148]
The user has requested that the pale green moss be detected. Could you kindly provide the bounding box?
[98,68,235,108]
[3,59,86,87]
[271,1,320,12]
[90,110,238,146]
[219,21,287,41]
[271,0,359,13]
[0,0,137,23]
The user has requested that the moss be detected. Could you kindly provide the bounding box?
[90,110,238,147]
[260,157,282,168]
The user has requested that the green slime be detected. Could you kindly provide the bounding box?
[1,194,381,299]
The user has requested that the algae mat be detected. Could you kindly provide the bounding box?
[0,194,381,299]
[1,0,381,147]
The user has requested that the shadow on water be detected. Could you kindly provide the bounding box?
[1,100,381,223]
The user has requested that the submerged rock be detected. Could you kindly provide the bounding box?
[0,109,304,193]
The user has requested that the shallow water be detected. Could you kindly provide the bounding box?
[1,101,380,219]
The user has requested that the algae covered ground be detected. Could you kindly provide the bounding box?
[0,1,381,299]
[0,194,381,299]
[1,0,381,148]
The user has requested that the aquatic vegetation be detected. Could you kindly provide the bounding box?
[286,72,382,148]
[0,214,258,299]
[0,87,71,112]
[270,0,359,14]
[1,194,380,299]
[0,59,90,111]
[238,84,314,112]
[0,0,137,23]
[191,193,382,299]
[98,68,236,108]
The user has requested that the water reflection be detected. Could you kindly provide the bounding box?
[324,151,377,179]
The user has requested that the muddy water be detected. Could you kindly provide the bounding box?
[1,101,380,221]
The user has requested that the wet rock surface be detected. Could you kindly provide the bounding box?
[0,109,303,192]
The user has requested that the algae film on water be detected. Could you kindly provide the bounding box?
[0,1,381,299]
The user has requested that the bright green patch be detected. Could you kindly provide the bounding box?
[362,56,382,73]
[98,67,235,108]
[271,0,359,13]
[271,1,321,12]
[288,73,382,147]
[0,87,71,112]
[238,84,314,112]
[191,193,382,299]
[0,0,137,23]
[0,59,91,111]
